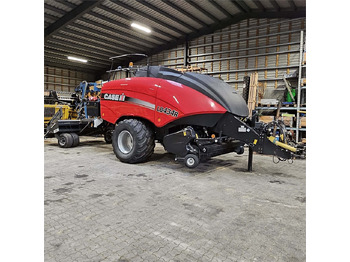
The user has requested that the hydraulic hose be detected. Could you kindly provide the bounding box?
[268,136,297,153]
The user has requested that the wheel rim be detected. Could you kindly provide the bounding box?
[187,157,195,166]
[118,130,134,154]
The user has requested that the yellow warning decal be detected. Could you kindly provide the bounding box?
[183,131,187,136]
[253,139,258,145]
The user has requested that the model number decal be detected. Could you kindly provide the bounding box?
[157,106,178,117]
[103,93,125,101]
[238,125,250,132]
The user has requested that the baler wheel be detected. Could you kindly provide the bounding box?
[112,119,155,163]
[184,154,200,168]
[58,133,74,148]
[71,133,80,147]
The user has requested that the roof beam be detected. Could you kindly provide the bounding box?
[109,0,187,37]
[53,0,78,9]
[44,60,99,75]
[46,38,116,58]
[184,0,220,23]
[161,0,208,28]
[44,3,66,16]
[76,17,156,48]
[209,0,233,18]
[67,22,151,51]
[230,0,251,13]
[44,54,106,71]
[269,0,281,11]
[135,0,198,32]
[44,45,110,65]
[88,8,164,45]
[253,1,266,12]
[45,1,103,42]
[45,13,60,22]
[55,27,138,53]
[45,49,109,67]
[287,0,297,11]
[52,32,135,56]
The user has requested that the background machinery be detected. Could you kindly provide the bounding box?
[44,80,114,147]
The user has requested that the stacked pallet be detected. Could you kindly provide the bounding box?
[176,66,207,73]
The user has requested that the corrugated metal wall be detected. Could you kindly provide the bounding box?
[44,66,96,92]
[138,17,306,95]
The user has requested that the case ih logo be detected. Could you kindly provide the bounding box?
[103,93,125,101]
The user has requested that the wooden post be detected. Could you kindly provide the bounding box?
[247,72,258,118]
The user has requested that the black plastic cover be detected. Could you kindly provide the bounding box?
[135,66,249,117]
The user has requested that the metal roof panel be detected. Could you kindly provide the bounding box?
[146,0,203,29]
[191,0,227,20]
[214,0,243,15]
[170,0,217,25]
[104,0,182,38]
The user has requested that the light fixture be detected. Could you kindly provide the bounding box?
[67,56,88,63]
[131,22,151,33]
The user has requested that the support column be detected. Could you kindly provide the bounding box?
[248,146,253,172]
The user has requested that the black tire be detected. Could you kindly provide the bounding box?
[71,133,80,147]
[58,133,74,148]
[112,119,155,163]
[235,146,244,155]
[104,127,114,144]
[184,154,200,168]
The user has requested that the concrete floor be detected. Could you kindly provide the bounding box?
[44,136,306,262]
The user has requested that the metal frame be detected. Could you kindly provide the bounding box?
[295,30,304,142]
[45,1,103,41]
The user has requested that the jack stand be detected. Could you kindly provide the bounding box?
[248,146,253,172]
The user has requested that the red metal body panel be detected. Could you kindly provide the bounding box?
[155,79,226,127]
[100,77,227,127]
[101,77,158,124]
